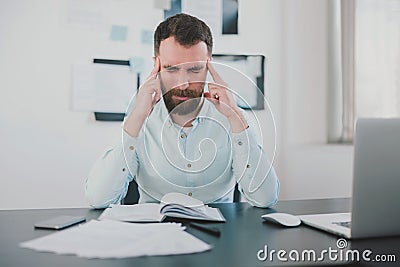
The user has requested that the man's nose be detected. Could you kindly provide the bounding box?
[175,72,189,90]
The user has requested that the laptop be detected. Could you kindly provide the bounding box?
[298,118,400,239]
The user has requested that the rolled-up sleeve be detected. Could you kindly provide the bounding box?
[85,130,141,209]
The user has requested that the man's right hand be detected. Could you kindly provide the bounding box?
[123,57,161,137]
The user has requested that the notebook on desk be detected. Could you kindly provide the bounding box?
[99,192,226,223]
[298,118,400,239]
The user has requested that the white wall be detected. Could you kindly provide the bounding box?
[0,0,162,209]
[279,0,353,200]
[0,0,353,209]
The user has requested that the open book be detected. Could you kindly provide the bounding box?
[99,192,226,223]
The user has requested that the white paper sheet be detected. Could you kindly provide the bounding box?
[65,0,110,30]
[20,220,211,259]
[98,203,163,222]
[98,193,225,222]
[208,59,258,108]
[182,0,223,36]
[71,63,136,112]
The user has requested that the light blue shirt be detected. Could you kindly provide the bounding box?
[85,98,279,208]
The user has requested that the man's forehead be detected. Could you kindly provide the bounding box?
[158,36,209,67]
[160,55,208,68]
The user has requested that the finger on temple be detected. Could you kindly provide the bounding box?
[148,57,160,79]
[207,60,224,84]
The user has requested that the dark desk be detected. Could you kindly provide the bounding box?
[1,199,399,267]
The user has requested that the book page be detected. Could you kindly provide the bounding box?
[160,192,204,208]
[98,193,226,223]
[161,204,226,222]
[98,203,163,222]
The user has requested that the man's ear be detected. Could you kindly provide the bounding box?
[153,56,162,69]
[206,57,213,66]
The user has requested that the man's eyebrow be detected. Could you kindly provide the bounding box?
[163,65,179,69]
[187,65,205,70]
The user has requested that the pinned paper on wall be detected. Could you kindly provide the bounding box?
[182,0,222,36]
[211,55,265,110]
[64,0,110,30]
[110,25,128,41]
[71,63,136,113]
[141,29,153,45]
[154,0,171,10]
[163,0,239,36]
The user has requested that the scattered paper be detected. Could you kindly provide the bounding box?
[20,220,211,259]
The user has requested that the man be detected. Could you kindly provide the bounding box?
[85,13,279,208]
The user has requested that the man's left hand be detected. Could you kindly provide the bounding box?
[205,60,248,133]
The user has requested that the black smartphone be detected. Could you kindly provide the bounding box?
[34,215,86,230]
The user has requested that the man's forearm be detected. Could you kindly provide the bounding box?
[123,108,147,137]
[227,109,248,133]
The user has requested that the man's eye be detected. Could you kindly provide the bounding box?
[167,67,178,72]
[189,68,202,73]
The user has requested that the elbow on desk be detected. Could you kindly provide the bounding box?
[252,194,279,208]
[85,191,110,209]
[243,179,280,208]
[84,183,115,209]
[245,192,279,208]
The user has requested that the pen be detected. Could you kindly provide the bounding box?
[188,222,221,237]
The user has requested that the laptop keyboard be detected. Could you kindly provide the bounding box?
[333,221,351,228]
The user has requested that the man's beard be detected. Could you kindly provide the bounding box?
[161,83,205,115]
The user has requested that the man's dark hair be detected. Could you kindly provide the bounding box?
[154,13,213,56]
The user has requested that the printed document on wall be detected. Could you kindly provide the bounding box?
[182,0,223,36]
[71,63,136,112]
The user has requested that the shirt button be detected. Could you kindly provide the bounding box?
[188,192,192,197]
[187,163,192,168]
[122,168,126,172]
[246,164,251,168]
[238,141,243,146]
[180,134,185,139]
[129,145,135,150]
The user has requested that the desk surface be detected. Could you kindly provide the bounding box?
[1,198,399,267]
